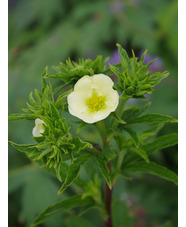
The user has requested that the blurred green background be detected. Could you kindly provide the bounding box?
[8,0,178,226]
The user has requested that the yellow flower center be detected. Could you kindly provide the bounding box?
[86,93,106,112]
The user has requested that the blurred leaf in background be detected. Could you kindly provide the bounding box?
[8,0,178,226]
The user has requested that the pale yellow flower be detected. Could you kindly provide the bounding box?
[67,74,119,123]
[32,118,45,137]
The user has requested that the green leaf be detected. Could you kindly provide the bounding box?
[128,114,178,124]
[50,103,61,119]
[31,195,95,227]
[123,133,178,164]
[58,153,92,194]
[55,89,72,108]
[123,127,139,147]
[122,161,178,185]
[139,49,148,64]
[95,156,112,189]
[109,64,123,78]
[116,43,129,61]
[130,147,149,163]
[8,113,28,121]
[76,121,88,133]
[122,102,151,122]
[101,148,117,162]
[72,137,93,153]
[9,141,36,153]
[143,133,178,156]
[8,113,38,121]
[110,112,127,124]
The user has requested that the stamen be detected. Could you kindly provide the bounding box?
[86,93,106,112]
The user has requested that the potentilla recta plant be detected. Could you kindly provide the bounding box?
[9,44,178,227]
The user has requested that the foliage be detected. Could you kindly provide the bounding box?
[9,42,177,227]
[110,44,169,99]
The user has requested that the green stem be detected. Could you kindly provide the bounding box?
[96,120,113,227]
[112,98,128,130]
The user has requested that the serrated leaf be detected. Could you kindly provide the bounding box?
[55,89,72,108]
[143,133,178,156]
[9,141,36,153]
[123,127,139,147]
[50,102,61,119]
[101,148,117,162]
[37,147,52,160]
[122,161,178,185]
[31,195,95,227]
[130,147,149,163]
[109,64,123,78]
[111,112,127,124]
[58,153,92,194]
[122,102,151,122]
[123,133,178,164]
[139,49,148,64]
[72,137,93,153]
[117,43,129,61]
[128,113,177,124]
[8,113,28,121]
[95,156,112,189]
[8,113,39,121]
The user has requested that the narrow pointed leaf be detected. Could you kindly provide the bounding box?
[123,133,178,164]
[122,102,151,122]
[123,127,139,147]
[58,153,92,194]
[95,156,112,189]
[128,114,177,124]
[31,195,95,226]
[130,147,149,163]
[122,161,178,185]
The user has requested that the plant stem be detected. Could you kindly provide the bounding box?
[104,161,113,227]
[112,98,128,129]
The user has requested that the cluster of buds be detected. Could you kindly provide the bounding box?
[110,44,169,99]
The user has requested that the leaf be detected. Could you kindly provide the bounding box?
[123,127,139,147]
[143,133,178,156]
[139,49,148,64]
[127,114,178,124]
[122,161,178,185]
[72,137,93,153]
[55,89,72,108]
[58,153,92,194]
[109,64,123,78]
[76,121,88,133]
[95,156,112,189]
[110,112,127,124]
[50,102,61,119]
[116,43,129,61]
[101,148,117,162]
[8,113,38,121]
[122,102,151,122]
[9,141,36,153]
[123,133,178,164]
[8,113,28,121]
[130,147,149,163]
[31,195,95,227]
